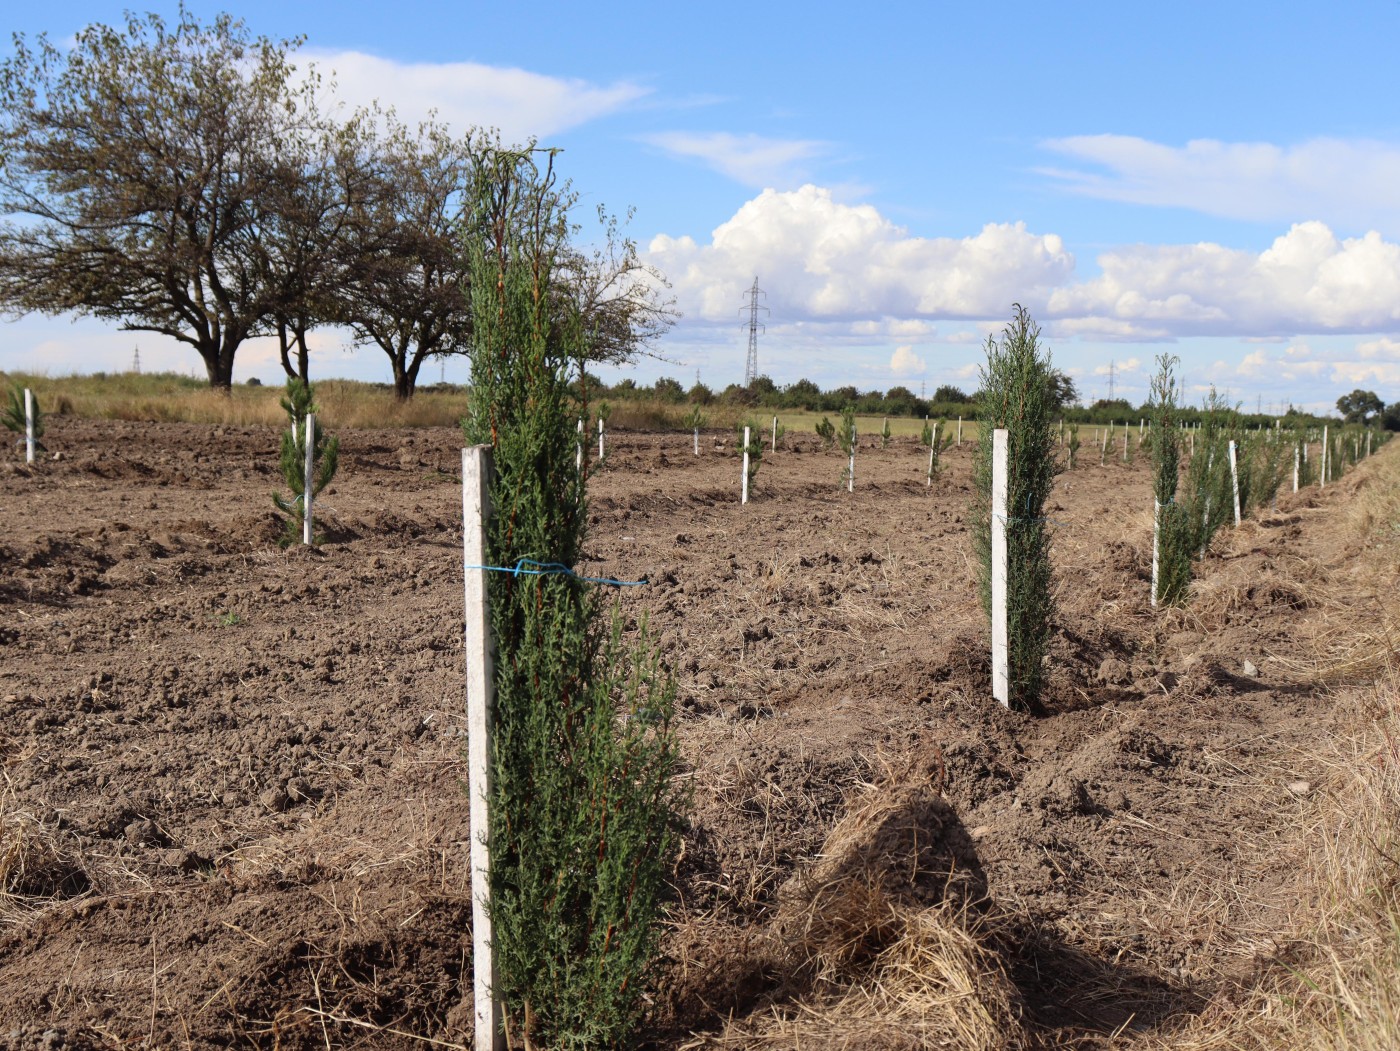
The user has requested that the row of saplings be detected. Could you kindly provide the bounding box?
[977,321,1389,715]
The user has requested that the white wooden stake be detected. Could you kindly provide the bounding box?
[24,388,35,464]
[847,421,855,493]
[1151,498,1160,609]
[772,416,778,452]
[1228,439,1241,526]
[991,428,1009,707]
[1293,443,1299,493]
[927,422,937,487]
[1122,432,1128,462]
[957,416,962,446]
[1367,431,1372,457]
[461,446,503,1051]
[598,416,605,460]
[576,418,583,472]
[1320,425,1328,488]
[741,426,750,505]
[693,426,699,456]
[303,413,315,546]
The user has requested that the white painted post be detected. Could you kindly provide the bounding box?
[1293,443,1299,493]
[1228,439,1241,526]
[461,446,503,1051]
[991,428,1009,707]
[1367,431,1372,458]
[1189,430,1195,458]
[24,388,35,464]
[303,413,315,546]
[1151,498,1160,609]
[576,418,583,471]
[693,426,699,456]
[1122,432,1128,462]
[1320,425,1328,488]
[741,426,750,505]
[598,416,605,460]
[927,422,937,487]
[772,415,778,453]
[957,416,962,446]
[848,420,856,493]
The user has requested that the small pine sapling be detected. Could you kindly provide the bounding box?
[737,418,763,491]
[272,379,339,547]
[1067,424,1081,469]
[919,417,933,447]
[837,405,857,487]
[815,416,836,449]
[682,405,705,454]
[881,416,891,448]
[2,386,44,458]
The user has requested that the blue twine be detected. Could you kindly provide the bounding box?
[463,557,648,588]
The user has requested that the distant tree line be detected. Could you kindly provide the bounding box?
[585,371,1386,427]
[0,10,674,398]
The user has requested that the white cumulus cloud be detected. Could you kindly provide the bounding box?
[304,50,648,141]
[1046,222,1400,337]
[1040,135,1400,234]
[890,345,925,375]
[646,185,1076,324]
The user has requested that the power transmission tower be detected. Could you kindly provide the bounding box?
[739,276,767,385]
[1107,360,1116,401]
[131,345,141,375]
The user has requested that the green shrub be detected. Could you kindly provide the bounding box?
[972,305,1057,711]
[461,150,683,1049]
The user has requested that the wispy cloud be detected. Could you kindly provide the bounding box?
[640,131,831,188]
[1039,134,1400,235]
[304,50,649,141]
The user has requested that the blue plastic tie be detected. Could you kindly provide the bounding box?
[463,557,648,588]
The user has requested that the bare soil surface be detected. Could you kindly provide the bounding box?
[0,418,1384,1049]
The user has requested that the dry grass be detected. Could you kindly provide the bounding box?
[690,755,1025,1051]
[0,778,89,925]
[1149,446,1400,1051]
[1,371,470,429]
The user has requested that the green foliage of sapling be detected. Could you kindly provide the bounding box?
[272,378,339,547]
[2,387,45,456]
[972,305,1057,710]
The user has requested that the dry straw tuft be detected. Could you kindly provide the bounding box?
[692,754,1025,1050]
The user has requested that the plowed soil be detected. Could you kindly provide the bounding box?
[0,418,1385,1049]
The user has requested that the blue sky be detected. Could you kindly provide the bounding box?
[6,1,1400,412]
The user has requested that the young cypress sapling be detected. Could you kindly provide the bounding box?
[972,305,1057,711]
[1149,354,1190,606]
[461,149,683,1049]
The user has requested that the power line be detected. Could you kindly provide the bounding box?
[739,276,767,385]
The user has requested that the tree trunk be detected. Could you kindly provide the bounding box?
[200,338,238,391]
